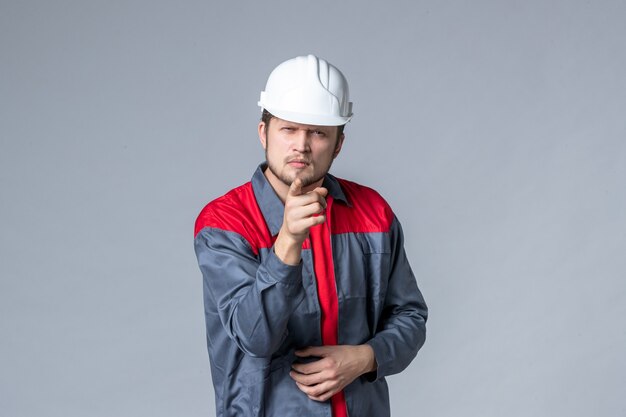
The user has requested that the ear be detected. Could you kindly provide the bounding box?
[258,121,267,150]
[333,133,345,159]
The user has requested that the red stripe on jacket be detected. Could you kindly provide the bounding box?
[194,182,270,256]
[310,195,347,417]
[194,178,394,244]
[332,178,394,234]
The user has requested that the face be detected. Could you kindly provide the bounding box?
[258,117,344,196]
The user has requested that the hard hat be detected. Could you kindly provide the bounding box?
[258,54,353,126]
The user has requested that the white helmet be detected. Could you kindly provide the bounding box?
[258,54,353,126]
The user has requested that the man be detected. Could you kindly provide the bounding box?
[194,54,427,417]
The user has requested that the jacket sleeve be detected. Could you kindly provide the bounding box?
[365,216,428,380]
[195,227,306,358]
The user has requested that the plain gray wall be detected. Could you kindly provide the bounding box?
[1,1,625,416]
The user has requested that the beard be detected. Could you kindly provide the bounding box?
[265,149,330,188]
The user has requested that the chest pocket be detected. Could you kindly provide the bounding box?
[331,233,391,301]
[358,232,391,255]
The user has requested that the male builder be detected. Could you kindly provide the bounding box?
[194,55,427,417]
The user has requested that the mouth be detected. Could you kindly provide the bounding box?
[287,159,310,169]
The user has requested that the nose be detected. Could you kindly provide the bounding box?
[291,129,311,153]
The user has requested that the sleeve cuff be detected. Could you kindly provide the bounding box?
[263,245,303,286]
[364,338,390,381]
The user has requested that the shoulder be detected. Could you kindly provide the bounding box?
[336,178,391,209]
[194,182,265,239]
[333,178,395,233]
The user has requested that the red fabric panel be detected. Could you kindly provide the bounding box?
[194,182,271,255]
[309,196,348,417]
[331,179,394,235]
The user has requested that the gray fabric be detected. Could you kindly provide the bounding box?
[194,165,427,417]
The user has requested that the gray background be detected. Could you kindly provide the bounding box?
[1,1,625,416]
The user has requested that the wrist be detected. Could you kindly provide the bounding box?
[274,228,304,265]
[358,344,377,374]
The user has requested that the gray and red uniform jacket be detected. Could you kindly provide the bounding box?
[194,164,428,417]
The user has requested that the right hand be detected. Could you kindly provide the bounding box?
[274,178,328,265]
[281,178,328,244]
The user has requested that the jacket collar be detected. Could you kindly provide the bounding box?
[251,162,350,236]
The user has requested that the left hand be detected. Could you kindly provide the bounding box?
[289,345,377,402]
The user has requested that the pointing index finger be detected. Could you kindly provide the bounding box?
[312,187,328,199]
[289,177,303,197]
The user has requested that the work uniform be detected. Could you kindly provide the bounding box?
[194,163,428,417]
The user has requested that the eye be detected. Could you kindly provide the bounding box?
[313,130,326,137]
